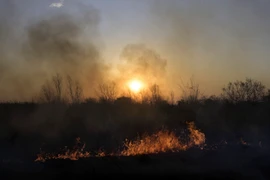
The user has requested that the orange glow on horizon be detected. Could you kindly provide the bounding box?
[128,79,144,93]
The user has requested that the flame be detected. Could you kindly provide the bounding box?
[96,150,106,157]
[120,130,187,156]
[121,122,205,156]
[35,137,90,162]
[187,122,206,147]
[35,122,206,162]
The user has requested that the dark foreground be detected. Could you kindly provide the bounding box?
[1,145,270,179]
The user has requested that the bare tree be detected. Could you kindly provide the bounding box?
[38,73,65,103]
[96,82,118,102]
[40,80,55,103]
[221,78,266,103]
[66,75,83,104]
[169,91,175,105]
[140,89,151,104]
[263,89,270,102]
[179,76,201,104]
[149,84,163,105]
[52,73,63,103]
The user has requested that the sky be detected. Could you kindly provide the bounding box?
[91,0,270,93]
[0,0,270,100]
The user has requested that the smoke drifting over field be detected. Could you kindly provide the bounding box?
[0,0,107,101]
[0,0,171,101]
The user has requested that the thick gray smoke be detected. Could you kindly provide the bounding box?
[0,0,106,101]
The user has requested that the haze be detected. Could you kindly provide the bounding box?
[0,0,270,101]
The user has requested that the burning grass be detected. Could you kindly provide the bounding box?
[35,122,205,162]
[121,122,205,156]
[120,130,186,156]
[35,137,91,162]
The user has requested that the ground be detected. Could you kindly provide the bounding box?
[1,145,270,179]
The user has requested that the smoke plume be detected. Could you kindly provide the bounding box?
[0,0,107,101]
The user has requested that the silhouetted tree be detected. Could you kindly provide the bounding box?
[169,91,175,105]
[52,73,63,102]
[96,82,118,103]
[66,75,83,104]
[221,78,266,103]
[115,96,133,105]
[149,84,163,105]
[179,76,201,104]
[38,73,83,104]
[140,89,151,104]
[40,81,55,103]
[263,89,270,102]
[39,73,65,103]
[84,97,98,104]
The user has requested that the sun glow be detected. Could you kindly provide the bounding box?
[128,79,143,93]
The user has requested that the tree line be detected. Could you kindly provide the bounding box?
[33,73,270,105]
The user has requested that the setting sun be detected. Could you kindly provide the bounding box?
[128,79,143,93]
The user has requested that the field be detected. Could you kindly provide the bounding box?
[0,99,270,179]
[1,145,270,178]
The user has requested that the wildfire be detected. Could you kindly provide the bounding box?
[187,122,206,147]
[120,130,187,156]
[35,137,90,162]
[121,122,205,156]
[35,122,206,162]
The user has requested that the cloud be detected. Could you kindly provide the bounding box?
[50,0,64,8]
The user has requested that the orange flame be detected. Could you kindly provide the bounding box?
[120,130,187,156]
[187,122,205,147]
[35,137,90,162]
[121,122,205,156]
[35,122,206,162]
